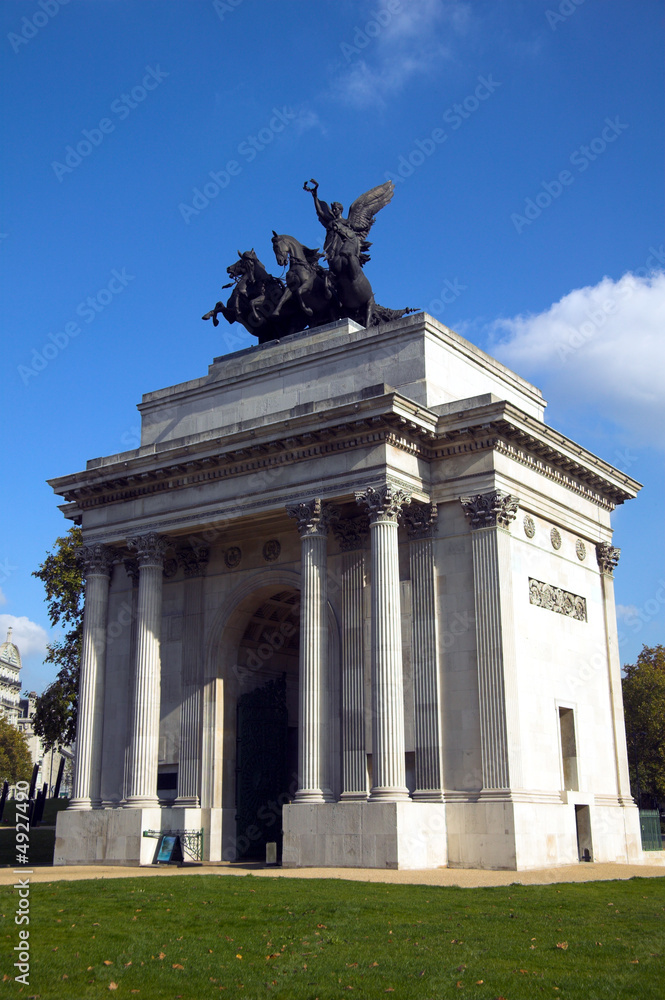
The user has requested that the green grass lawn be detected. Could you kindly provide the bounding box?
[1,874,663,999]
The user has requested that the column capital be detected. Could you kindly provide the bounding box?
[331,513,370,551]
[127,532,169,568]
[355,482,412,524]
[460,490,519,530]
[77,543,115,578]
[402,501,438,539]
[596,542,620,576]
[286,498,337,537]
[177,542,210,578]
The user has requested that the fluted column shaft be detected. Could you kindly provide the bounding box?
[125,534,167,808]
[596,545,633,803]
[407,509,443,800]
[461,491,521,791]
[356,484,411,802]
[70,545,114,810]
[287,500,331,803]
[340,541,368,798]
[175,564,205,804]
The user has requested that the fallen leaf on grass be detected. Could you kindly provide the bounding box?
[475,981,483,985]
[556,942,568,950]
[158,952,166,960]
[631,960,639,964]
[172,963,184,969]
[124,961,132,967]
[236,954,243,960]
[109,985,118,992]
[456,981,464,988]
[103,960,113,966]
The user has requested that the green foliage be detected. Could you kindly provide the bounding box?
[0,715,33,785]
[32,526,84,749]
[622,644,665,807]
[0,875,663,999]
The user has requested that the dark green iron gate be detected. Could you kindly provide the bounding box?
[639,809,662,851]
[235,675,289,861]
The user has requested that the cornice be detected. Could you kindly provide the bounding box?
[49,393,640,515]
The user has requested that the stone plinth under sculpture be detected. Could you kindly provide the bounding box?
[51,313,645,870]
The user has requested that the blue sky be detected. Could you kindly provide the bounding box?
[1,0,663,692]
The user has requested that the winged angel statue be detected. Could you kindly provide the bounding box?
[203,178,413,343]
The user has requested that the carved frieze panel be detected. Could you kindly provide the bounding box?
[529,578,587,621]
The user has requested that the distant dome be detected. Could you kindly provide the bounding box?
[0,626,21,670]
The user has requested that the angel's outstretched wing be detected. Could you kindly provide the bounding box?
[347,180,395,239]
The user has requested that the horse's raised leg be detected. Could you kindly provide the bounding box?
[364,295,374,328]
[202,301,227,327]
[272,286,292,317]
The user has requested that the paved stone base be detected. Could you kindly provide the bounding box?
[54,807,222,866]
[281,801,447,869]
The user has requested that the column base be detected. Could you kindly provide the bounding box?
[294,789,326,804]
[413,789,445,802]
[174,796,200,807]
[67,797,101,811]
[124,796,160,809]
[369,786,411,802]
[340,791,369,801]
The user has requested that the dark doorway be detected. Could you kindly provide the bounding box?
[575,804,593,861]
[235,675,290,861]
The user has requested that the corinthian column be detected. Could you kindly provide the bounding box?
[124,533,168,808]
[332,514,370,800]
[286,499,334,803]
[356,483,411,802]
[175,543,209,806]
[69,544,114,810]
[460,490,521,791]
[596,543,633,803]
[403,502,443,800]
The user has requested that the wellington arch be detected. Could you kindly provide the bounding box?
[51,313,647,869]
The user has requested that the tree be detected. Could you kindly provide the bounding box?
[0,715,33,785]
[32,526,84,750]
[622,644,665,808]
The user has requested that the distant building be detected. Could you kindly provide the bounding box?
[0,627,22,725]
[18,691,73,796]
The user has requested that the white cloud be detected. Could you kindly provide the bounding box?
[0,614,50,660]
[331,1,471,108]
[489,271,665,448]
[616,604,640,622]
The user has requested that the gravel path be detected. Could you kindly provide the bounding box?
[1,860,663,888]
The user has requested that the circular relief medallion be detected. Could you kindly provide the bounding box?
[550,527,562,550]
[575,538,586,561]
[224,546,241,568]
[263,539,281,562]
[523,515,536,539]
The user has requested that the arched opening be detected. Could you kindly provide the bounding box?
[234,589,300,861]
